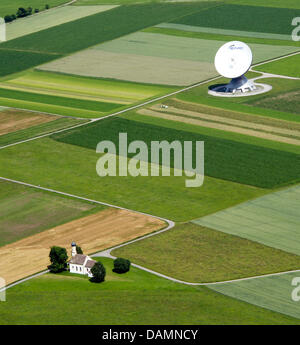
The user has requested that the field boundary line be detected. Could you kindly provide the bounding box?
[0,75,221,150]
[1,175,300,290]
[251,50,300,69]
[1,49,299,151]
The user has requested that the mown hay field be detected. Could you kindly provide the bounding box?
[208,271,300,320]
[112,222,300,283]
[39,31,299,85]
[193,185,300,255]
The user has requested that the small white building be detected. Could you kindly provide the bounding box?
[68,242,96,278]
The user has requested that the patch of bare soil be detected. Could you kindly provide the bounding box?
[0,208,165,285]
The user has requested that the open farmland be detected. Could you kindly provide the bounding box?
[0,0,68,17]
[1,257,299,325]
[112,222,300,283]
[228,0,300,10]
[0,180,101,247]
[0,138,265,221]
[172,4,298,37]
[255,54,300,78]
[0,117,85,147]
[193,185,300,255]
[0,108,59,135]
[39,31,299,85]
[176,77,300,122]
[0,208,164,285]
[0,50,61,78]
[0,71,175,118]
[137,103,300,145]
[52,116,300,188]
[6,5,118,41]
[0,2,218,54]
[0,0,300,327]
[208,271,300,320]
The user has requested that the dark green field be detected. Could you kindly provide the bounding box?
[1,2,219,54]
[0,88,121,113]
[1,257,299,325]
[0,50,60,77]
[52,116,300,188]
[173,4,298,35]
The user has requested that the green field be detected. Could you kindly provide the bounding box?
[176,77,300,122]
[52,116,300,188]
[173,4,299,36]
[1,3,218,54]
[40,30,299,86]
[0,137,265,221]
[0,70,176,117]
[228,0,300,10]
[0,87,122,118]
[112,222,300,283]
[147,26,300,47]
[208,271,300,320]
[125,111,300,155]
[0,50,60,78]
[0,180,103,246]
[0,117,86,147]
[193,184,300,255]
[6,5,117,41]
[1,257,299,325]
[0,0,68,16]
[2,70,175,104]
[255,54,300,78]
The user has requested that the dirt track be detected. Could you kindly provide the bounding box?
[0,209,165,285]
[0,109,57,135]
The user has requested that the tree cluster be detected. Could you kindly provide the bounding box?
[4,4,50,23]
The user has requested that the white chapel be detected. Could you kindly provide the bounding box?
[69,242,96,277]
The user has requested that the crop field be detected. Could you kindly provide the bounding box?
[193,185,300,255]
[52,116,300,188]
[0,0,299,327]
[172,4,298,37]
[0,50,60,78]
[39,31,299,85]
[0,71,175,118]
[208,271,300,320]
[0,108,58,135]
[0,257,299,325]
[112,222,300,283]
[0,2,217,76]
[176,77,300,122]
[0,116,85,147]
[228,0,300,10]
[0,138,265,221]
[6,5,118,41]
[0,208,164,285]
[0,180,101,247]
[137,102,300,145]
[255,54,300,78]
[1,2,217,54]
[0,0,68,17]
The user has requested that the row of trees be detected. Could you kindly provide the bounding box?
[4,4,50,23]
[48,245,131,284]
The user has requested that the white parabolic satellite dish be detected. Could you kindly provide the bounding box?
[214,41,252,79]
